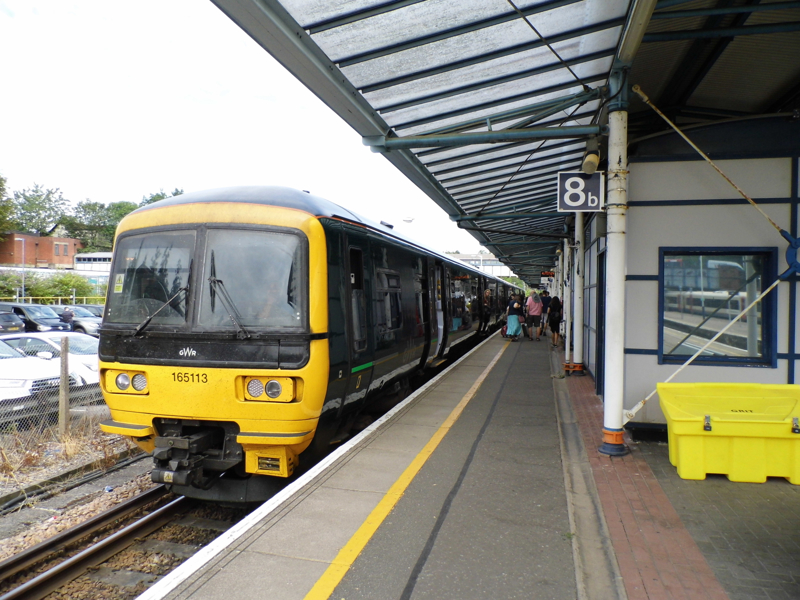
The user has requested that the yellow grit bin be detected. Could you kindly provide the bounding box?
[658,382,800,484]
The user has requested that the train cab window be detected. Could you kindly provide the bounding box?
[350,248,367,352]
[105,231,195,325]
[198,229,305,330]
[659,249,776,366]
[376,270,402,332]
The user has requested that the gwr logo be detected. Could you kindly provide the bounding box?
[179,347,197,357]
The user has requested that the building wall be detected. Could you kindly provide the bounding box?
[0,234,83,269]
[619,156,796,424]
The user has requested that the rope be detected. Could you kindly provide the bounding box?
[623,277,781,424]
[631,85,784,234]
[621,85,792,423]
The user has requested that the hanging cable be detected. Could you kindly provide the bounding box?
[506,0,592,92]
[632,85,784,234]
[623,85,794,423]
[474,105,585,217]
[623,278,781,424]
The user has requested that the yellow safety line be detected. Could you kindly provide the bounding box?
[303,341,511,600]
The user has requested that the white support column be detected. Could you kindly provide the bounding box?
[600,107,630,456]
[574,211,585,370]
[564,238,572,360]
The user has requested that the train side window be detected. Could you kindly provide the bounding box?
[350,248,367,352]
[659,248,776,366]
[376,270,402,332]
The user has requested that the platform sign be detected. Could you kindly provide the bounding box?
[541,271,555,277]
[557,171,604,212]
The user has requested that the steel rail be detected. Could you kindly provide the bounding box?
[0,486,168,583]
[0,493,188,600]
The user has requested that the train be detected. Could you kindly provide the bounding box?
[98,187,518,501]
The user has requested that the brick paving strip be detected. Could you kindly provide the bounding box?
[565,372,730,600]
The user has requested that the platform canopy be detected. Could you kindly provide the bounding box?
[210,0,800,286]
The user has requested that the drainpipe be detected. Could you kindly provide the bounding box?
[564,238,572,361]
[574,211,585,372]
[600,70,631,457]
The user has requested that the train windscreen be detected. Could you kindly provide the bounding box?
[197,229,305,331]
[105,231,195,326]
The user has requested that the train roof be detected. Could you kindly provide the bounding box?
[134,186,517,288]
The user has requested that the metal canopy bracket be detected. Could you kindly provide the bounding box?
[363,125,604,153]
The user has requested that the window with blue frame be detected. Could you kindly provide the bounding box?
[659,248,777,366]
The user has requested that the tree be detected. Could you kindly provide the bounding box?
[104,201,138,246]
[501,275,527,291]
[28,272,93,300]
[0,174,15,241]
[61,200,138,252]
[61,201,108,250]
[12,184,69,235]
[140,188,183,207]
[0,271,22,299]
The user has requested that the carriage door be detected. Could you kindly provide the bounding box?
[416,257,433,367]
[344,238,373,409]
[434,262,448,358]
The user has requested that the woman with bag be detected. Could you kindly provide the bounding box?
[548,296,563,347]
[505,294,523,341]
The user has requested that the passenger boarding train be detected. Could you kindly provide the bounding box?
[98,187,518,501]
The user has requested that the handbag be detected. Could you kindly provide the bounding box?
[518,315,525,323]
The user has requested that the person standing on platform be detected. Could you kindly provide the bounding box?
[526,291,543,341]
[505,294,523,341]
[540,291,551,335]
[548,296,563,347]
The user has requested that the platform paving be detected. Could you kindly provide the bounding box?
[138,333,800,600]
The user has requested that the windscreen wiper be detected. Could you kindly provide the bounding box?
[132,286,188,336]
[132,259,192,336]
[208,250,251,339]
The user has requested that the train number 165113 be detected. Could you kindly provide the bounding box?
[172,372,208,384]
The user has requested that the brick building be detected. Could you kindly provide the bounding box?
[0,233,83,269]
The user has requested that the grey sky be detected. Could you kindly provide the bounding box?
[0,0,483,253]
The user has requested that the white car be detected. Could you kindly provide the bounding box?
[0,339,62,402]
[0,332,100,385]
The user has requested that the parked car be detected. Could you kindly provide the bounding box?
[73,304,105,318]
[0,339,63,403]
[0,312,25,333]
[49,306,102,337]
[0,303,71,333]
[0,332,99,385]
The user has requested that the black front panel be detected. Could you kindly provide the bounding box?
[100,333,309,369]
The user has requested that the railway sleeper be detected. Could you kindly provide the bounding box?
[151,420,243,489]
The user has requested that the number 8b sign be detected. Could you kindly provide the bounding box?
[557,171,605,212]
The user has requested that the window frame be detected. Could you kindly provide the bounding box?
[657,246,778,367]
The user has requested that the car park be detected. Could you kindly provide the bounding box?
[50,305,102,336]
[0,312,25,333]
[0,303,71,333]
[73,304,104,318]
[0,332,100,385]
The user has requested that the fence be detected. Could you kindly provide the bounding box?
[0,337,105,432]
[0,296,105,305]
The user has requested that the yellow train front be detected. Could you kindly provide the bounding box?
[99,186,514,502]
[99,187,332,502]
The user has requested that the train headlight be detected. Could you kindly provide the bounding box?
[116,373,131,390]
[266,380,282,398]
[243,376,295,402]
[247,379,264,397]
[132,373,148,391]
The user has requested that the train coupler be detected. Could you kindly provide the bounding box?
[151,429,220,487]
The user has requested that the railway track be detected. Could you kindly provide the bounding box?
[0,485,248,600]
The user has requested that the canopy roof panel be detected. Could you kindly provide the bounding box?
[211,0,800,285]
